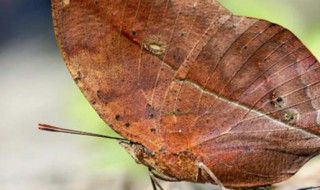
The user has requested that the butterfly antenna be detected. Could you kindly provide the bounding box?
[38,123,128,141]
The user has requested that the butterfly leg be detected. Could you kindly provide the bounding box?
[298,186,320,190]
[198,162,226,190]
[148,168,165,190]
[149,169,179,182]
[149,171,158,190]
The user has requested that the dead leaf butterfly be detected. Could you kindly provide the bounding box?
[40,0,320,189]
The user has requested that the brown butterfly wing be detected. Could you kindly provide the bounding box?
[181,19,320,187]
[52,0,320,188]
[52,0,229,150]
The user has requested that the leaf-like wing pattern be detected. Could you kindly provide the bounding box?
[52,0,320,188]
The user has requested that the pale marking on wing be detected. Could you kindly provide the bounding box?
[231,94,320,131]
[296,54,315,124]
[146,0,184,139]
[317,110,320,125]
[217,129,287,134]
[169,15,241,138]
[241,55,313,118]
[189,15,245,115]
[159,13,231,120]
[173,0,218,123]
[157,1,231,148]
[216,28,287,103]
[302,65,320,125]
[191,22,276,132]
[306,85,320,126]
[172,4,223,124]
[269,55,313,78]
[260,79,320,109]
[156,1,222,109]
[191,128,290,145]
[193,0,198,8]
[226,64,320,134]
[194,20,269,117]
[136,0,170,137]
[135,0,155,104]
[177,80,320,139]
[63,0,70,6]
[201,21,272,92]
[169,0,214,142]
[159,0,209,138]
[249,55,316,112]
[193,17,261,115]
[172,0,200,125]
[150,2,183,106]
[243,44,304,95]
[232,96,320,133]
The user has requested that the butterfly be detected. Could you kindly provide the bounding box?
[41,0,320,189]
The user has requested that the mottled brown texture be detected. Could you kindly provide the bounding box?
[52,0,320,188]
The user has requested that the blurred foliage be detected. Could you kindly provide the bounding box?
[0,0,51,45]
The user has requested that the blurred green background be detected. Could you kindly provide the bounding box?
[1,1,320,190]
